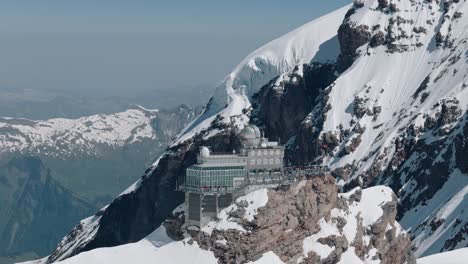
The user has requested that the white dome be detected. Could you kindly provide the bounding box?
[239,124,261,147]
[200,146,210,158]
[239,125,261,139]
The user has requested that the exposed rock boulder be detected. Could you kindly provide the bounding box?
[353,96,369,118]
[370,31,386,47]
[252,63,337,165]
[337,24,371,72]
[378,0,389,9]
[196,176,415,264]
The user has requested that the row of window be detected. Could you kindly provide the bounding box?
[249,149,282,156]
[249,158,281,165]
[185,168,247,189]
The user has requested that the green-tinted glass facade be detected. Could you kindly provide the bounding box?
[185,165,247,192]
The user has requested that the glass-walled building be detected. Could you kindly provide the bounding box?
[182,124,285,228]
[185,165,247,193]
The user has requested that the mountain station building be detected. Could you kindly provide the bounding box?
[180,124,286,227]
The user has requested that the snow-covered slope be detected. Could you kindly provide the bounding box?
[0,106,159,157]
[417,247,468,264]
[174,4,350,145]
[322,0,468,174]
[21,230,215,264]
[178,0,468,256]
[252,0,467,257]
[183,0,467,257]
[315,0,468,257]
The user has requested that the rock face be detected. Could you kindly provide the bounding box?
[195,176,415,264]
[337,23,371,71]
[252,63,336,164]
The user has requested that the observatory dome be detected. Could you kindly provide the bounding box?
[239,125,261,139]
[200,146,210,158]
[239,125,261,147]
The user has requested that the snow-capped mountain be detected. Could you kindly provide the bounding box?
[0,105,198,262]
[0,104,197,203]
[0,105,193,158]
[27,0,467,263]
[252,0,468,257]
[175,4,348,145]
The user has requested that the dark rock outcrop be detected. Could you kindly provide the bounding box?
[252,64,335,143]
[370,31,386,47]
[337,24,371,72]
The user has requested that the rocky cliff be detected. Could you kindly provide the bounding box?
[194,175,415,264]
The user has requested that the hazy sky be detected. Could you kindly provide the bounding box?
[0,0,350,96]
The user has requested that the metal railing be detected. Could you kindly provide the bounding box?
[177,182,248,195]
[177,165,330,194]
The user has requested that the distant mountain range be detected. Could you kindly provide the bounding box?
[0,85,213,120]
[0,104,199,263]
[1,105,170,157]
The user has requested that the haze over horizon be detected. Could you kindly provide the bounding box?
[0,0,350,96]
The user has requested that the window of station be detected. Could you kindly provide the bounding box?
[185,166,248,191]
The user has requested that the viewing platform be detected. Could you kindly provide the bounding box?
[177,124,330,227]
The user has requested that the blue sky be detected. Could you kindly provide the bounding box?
[0,0,350,95]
